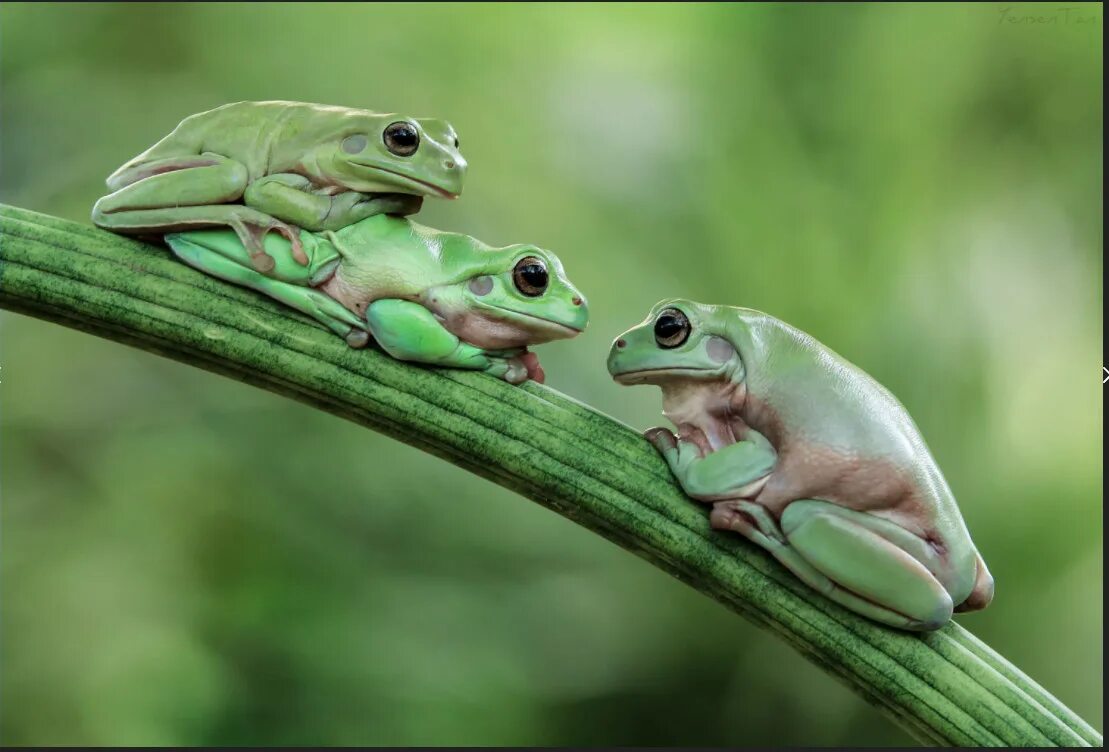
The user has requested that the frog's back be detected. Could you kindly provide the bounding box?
[737,311,923,463]
[732,310,966,535]
[324,215,458,303]
[135,101,359,166]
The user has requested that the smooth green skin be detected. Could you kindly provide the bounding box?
[165,214,588,384]
[608,299,994,631]
[92,101,467,272]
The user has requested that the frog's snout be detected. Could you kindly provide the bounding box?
[561,291,590,334]
[606,335,631,378]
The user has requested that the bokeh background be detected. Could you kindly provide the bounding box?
[0,2,1102,746]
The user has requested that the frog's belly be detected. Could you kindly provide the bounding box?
[316,265,416,317]
[755,442,919,518]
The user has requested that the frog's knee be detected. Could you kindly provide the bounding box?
[90,191,136,228]
[779,500,826,537]
[90,197,112,228]
[207,159,249,199]
[909,595,954,632]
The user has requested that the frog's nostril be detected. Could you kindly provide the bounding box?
[572,296,582,306]
[445,160,456,169]
[615,339,627,349]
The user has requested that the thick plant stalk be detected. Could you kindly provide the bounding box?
[0,204,1100,747]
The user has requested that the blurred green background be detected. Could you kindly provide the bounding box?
[0,2,1102,746]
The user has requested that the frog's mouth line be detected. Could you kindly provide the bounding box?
[612,367,719,383]
[366,166,459,199]
[485,304,585,336]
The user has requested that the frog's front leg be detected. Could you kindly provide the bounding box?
[168,234,370,347]
[92,153,301,274]
[645,428,777,500]
[244,174,424,234]
[365,299,530,383]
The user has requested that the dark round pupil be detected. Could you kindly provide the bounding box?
[513,259,548,296]
[654,309,690,347]
[520,264,546,287]
[389,125,417,145]
[384,123,419,155]
[656,315,683,338]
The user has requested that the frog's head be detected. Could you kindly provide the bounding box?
[607,298,745,387]
[327,113,467,198]
[425,235,589,351]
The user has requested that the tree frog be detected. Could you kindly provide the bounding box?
[164,214,588,384]
[607,299,993,631]
[93,101,467,273]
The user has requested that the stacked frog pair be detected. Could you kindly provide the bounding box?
[93,101,992,632]
[93,100,586,384]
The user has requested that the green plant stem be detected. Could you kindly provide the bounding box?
[0,204,1100,747]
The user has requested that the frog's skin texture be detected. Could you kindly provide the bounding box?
[607,299,994,631]
[164,215,587,384]
[92,101,467,273]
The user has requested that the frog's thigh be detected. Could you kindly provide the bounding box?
[169,236,365,341]
[365,299,488,369]
[780,500,953,630]
[93,154,249,230]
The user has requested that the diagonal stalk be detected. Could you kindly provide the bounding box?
[0,204,1100,747]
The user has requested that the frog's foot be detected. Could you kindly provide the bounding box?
[477,348,544,384]
[518,350,545,384]
[644,426,679,453]
[346,328,371,349]
[711,500,786,544]
[484,355,530,385]
[229,215,307,272]
[711,501,786,551]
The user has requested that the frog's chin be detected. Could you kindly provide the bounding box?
[482,306,584,344]
[443,308,583,350]
[611,367,721,386]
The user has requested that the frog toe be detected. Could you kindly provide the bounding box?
[345,329,371,349]
[644,427,677,451]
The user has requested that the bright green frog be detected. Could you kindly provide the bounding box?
[607,299,993,631]
[93,101,466,272]
[165,214,587,384]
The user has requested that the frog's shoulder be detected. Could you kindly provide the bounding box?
[716,306,821,362]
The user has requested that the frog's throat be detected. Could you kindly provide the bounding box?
[660,378,747,451]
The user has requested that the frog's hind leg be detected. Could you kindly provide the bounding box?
[92,154,300,272]
[166,235,369,347]
[774,500,954,630]
[94,153,248,219]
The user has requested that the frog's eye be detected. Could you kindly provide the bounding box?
[384,121,420,157]
[512,256,548,297]
[342,134,368,154]
[654,308,690,349]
